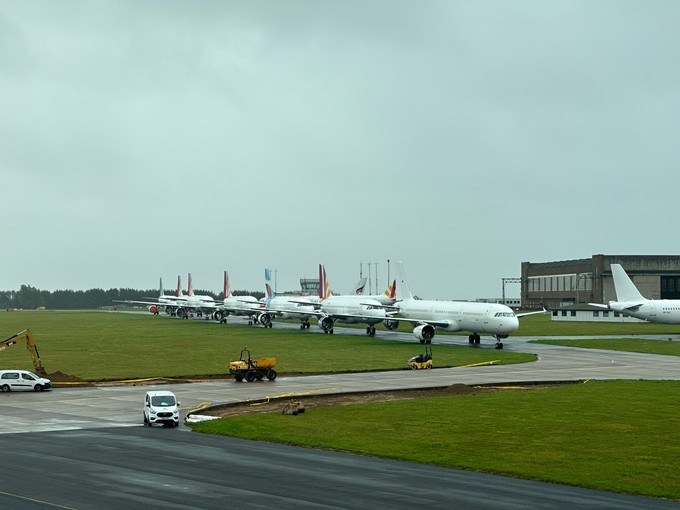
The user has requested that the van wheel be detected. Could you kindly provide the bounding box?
[1,384,9,392]
[34,384,43,391]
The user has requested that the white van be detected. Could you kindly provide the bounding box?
[143,390,180,427]
[0,370,52,392]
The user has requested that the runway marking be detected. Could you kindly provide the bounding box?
[0,489,79,509]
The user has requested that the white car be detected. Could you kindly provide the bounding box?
[143,390,180,427]
[0,370,52,392]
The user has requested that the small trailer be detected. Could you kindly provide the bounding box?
[228,347,277,382]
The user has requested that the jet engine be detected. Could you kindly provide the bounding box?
[383,319,400,330]
[148,305,158,315]
[413,324,435,344]
[258,313,272,327]
[318,316,334,332]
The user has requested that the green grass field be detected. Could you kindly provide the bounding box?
[533,338,680,356]
[3,309,680,499]
[192,380,680,499]
[0,311,534,379]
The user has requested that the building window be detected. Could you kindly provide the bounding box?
[552,310,558,316]
[561,310,567,316]
[603,311,609,318]
[593,311,599,317]
[570,310,576,317]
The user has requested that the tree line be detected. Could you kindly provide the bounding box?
[0,285,264,311]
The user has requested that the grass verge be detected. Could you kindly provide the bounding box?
[191,380,680,500]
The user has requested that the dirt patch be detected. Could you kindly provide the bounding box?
[44,371,85,383]
[194,383,564,418]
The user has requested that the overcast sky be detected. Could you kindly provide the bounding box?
[2,1,680,300]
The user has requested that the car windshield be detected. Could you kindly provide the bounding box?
[151,395,176,407]
[23,372,36,380]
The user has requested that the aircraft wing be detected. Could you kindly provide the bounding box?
[113,299,178,307]
[515,308,548,318]
[217,304,263,314]
[321,312,391,323]
[392,317,452,328]
[289,299,323,309]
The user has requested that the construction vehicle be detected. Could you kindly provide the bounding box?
[0,329,47,376]
[228,347,277,382]
[407,344,432,370]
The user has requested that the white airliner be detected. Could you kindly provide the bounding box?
[115,275,184,315]
[175,273,217,319]
[214,271,267,325]
[590,264,680,323]
[114,274,215,319]
[388,261,539,349]
[302,265,393,337]
[259,278,317,330]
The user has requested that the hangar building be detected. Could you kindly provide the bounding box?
[521,254,680,310]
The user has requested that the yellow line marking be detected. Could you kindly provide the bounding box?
[460,360,500,368]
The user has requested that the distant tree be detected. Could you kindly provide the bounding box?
[0,286,265,309]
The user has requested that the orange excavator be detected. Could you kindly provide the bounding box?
[0,329,47,376]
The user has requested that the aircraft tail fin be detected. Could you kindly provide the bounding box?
[350,277,367,295]
[224,271,233,298]
[319,264,332,300]
[159,277,164,297]
[385,279,397,300]
[176,275,183,297]
[187,273,194,296]
[264,268,275,299]
[394,261,414,301]
[611,264,646,302]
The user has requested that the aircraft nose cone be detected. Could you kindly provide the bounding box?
[498,316,519,334]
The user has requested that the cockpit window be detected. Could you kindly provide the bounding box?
[494,312,516,317]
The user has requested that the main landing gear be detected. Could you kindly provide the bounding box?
[365,326,376,337]
[299,321,311,330]
[468,333,481,346]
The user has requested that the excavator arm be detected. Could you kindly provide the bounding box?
[0,329,46,376]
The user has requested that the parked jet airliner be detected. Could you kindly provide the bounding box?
[302,265,393,336]
[115,275,184,316]
[259,280,317,330]
[176,273,217,319]
[388,261,541,349]
[590,263,680,324]
[214,271,267,325]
